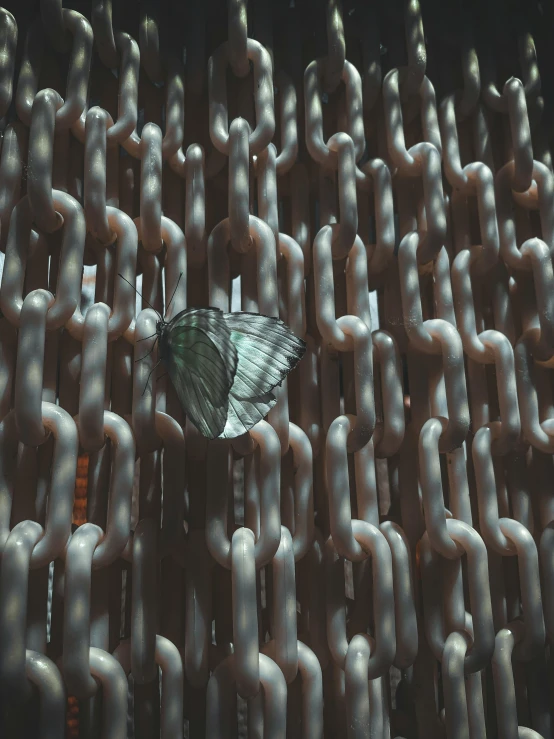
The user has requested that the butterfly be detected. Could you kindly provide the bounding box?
[121,275,306,439]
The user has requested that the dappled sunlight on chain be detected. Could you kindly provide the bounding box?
[0,1,552,738]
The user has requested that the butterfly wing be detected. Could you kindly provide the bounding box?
[219,393,278,439]
[163,308,238,439]
[222,313,306,400]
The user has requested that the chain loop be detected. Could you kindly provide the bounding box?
[209,38,274,156]
[16,12,93,130]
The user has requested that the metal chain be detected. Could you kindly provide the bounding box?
[0,1,553,737]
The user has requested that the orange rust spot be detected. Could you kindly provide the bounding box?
[72,453,89,528]
[66,696,79,738]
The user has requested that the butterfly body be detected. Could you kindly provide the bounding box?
[154,307,306,440]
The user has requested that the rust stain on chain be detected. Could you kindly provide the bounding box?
[73,453,89,528]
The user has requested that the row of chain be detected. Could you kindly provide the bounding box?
[0,1,553,738]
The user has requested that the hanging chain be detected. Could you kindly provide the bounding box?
[0,1,553,737]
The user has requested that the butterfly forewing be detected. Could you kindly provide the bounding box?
[222,313,306,400]
[163,308,238,439]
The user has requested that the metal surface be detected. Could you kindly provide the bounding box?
[0,0,553,737]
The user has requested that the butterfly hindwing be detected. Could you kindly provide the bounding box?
[220,392,278,439]
[162,308,238,439]
[222,313,306,400]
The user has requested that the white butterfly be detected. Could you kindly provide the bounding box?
[153,308,306,439]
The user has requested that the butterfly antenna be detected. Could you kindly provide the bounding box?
[118,273,163,321]
[164,272,183,318]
